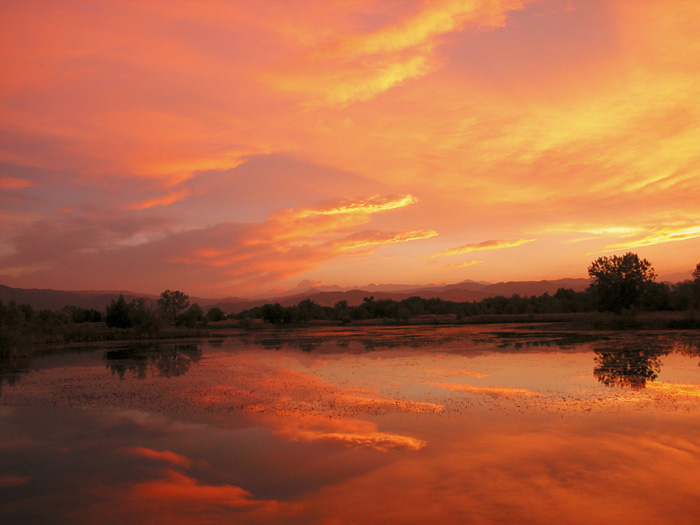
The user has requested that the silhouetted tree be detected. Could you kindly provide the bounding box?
[671,263,700,310]
[129,297,160,333]
[261,303,286,324]
[105,295,132,328]
[66,307,102,323]
[205,307,226,322]
[588,252,656,313]
[177,303,204,327]
[157,289,190,324]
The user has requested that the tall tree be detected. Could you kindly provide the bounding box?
[587,252,656,313]
[157,289,190,324]
[105,295,132,328]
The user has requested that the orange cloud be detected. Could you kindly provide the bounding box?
[1,194,435,295]
[441,260,485,269]
[128,447,192,469]
[129,189,191,210]
[433,239,535,258]
[324,0,526,59]
[332,230,438,252]
[605,224,700,251]
[270,0,531,106]
[292,194,418,219]
[0,176,34,189]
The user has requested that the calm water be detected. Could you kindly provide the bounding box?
[2,325,700,524]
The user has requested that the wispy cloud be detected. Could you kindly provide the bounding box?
[605,225,700,251]
[128,447,192,469]
[0,176,34,189]
[440,260,485,269]
[432,239,534,258]
[129,189,191,210]
[269,0,531,105]
[292,194,418,219]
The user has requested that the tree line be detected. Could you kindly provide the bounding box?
[236,254,700,324]
[1,254,699,340]
[0,289,223,351]
[102,289,226,330]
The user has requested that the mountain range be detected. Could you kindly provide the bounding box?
[1,278,593,314]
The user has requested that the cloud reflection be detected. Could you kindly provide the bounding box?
[130,469,300,517]
[190,363,435,452]
[428,382,541,397]
[128,447,192,469]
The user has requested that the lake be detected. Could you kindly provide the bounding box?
[2,325,700,524]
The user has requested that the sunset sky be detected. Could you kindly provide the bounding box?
[1,0,699,297]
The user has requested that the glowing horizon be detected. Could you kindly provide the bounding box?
[1,0,699,296]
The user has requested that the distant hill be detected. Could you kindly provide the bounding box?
[0,285,157,311]
[209,278,590,313]
[0,278,591,314]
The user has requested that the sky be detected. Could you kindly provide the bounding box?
[1,0,699,298]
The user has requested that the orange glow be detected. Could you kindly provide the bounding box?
[1,0,699,294]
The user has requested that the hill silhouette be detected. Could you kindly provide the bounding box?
[0,278,590,313]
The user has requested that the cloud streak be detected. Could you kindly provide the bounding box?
[432,239,535,258]
[605,225,700,251]
[440,260,485,269]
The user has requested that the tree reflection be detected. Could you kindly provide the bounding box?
[104,343,202,380]
[0,352,31,395]
[673,337,700,365]
[593,342,669,389]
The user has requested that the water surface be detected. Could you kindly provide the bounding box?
[2,326,700,524]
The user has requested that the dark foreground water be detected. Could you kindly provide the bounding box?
[2,325,700,524]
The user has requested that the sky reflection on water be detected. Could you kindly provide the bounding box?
[2,326,700,524]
